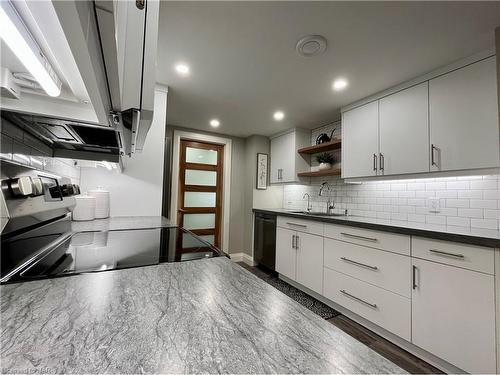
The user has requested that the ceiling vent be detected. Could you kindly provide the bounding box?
[296,35,327,57]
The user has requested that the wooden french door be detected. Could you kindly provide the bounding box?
[177,140,224,248]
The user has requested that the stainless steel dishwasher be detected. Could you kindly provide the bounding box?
[253,212,276,271]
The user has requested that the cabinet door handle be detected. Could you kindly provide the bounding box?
[412,265,418,290]
[291,235,295,249]
[296,235,299,249]
[286,222,307,228]
[340,232,378,242]
[431,144,438,167]
[340,289,377,309]
[379,153,384,171]
[429,249,464,259]
[373,154,377,171]
[340,257,378,271]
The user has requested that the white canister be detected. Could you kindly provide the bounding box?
[88,187,110,219]
[72,195,96,221]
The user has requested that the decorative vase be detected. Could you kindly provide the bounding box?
[318,162,332,170]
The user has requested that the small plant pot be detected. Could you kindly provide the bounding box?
[318,162,332,170]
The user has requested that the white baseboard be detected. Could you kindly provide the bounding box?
[229,252,255,266]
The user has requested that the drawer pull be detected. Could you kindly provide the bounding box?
[340,289,377,309]
[340,232,378,242]
[286,222,307,228]
[429,249,464,259]
[340,257,378,271]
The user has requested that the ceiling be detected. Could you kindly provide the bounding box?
[157,1,500,138]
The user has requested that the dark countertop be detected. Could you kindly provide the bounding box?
[254,208,500,248]
[1,257,404,374]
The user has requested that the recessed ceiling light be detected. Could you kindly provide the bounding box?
[273,111,285,121]
[210,119,220,128]
[332,78,348,91]
[175,63,190,76]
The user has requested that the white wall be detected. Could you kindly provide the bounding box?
[243,135,283,256]
[79,87,168,216]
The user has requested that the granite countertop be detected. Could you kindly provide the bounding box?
[70,216,174,233]
[254,208,500,248]
[1,257,404,374]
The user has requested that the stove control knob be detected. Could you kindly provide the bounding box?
[32,178,44,196]
[9,176,33,197]
[60,184,74,197]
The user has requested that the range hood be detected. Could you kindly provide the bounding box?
[1,111,122,162]
[0,0,160,161]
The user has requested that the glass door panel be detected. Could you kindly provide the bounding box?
[184,192,216,207]
[183,213,216,230]
[185,147,217,165]
[185,170,217,186]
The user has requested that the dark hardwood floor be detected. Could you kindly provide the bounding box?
[238,262,443,374]
[327,315,443,374]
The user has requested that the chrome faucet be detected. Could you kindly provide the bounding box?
[319,181,334,214]
[302,193,312,212]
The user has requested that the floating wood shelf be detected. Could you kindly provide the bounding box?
[297,139,341,154]
[297,168,341,177]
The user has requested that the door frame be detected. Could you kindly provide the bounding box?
[171,130,232,253]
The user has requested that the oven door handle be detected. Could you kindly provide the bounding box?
[0,232,73,283]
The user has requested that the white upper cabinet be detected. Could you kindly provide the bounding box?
[379,82,429,175]
[429,56,499,172]
[342,54,499,179]
[270,129,310,183]
[342,101,379,178]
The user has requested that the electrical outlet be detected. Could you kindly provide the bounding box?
[428,197,440,213]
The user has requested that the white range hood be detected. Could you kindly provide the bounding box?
[0,0,160,159]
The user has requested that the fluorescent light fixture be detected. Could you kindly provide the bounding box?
[273,111,285,121]
[0,1,61,97]
[175,63,190,76]
[210,119,220,128]
[332,78,348,91]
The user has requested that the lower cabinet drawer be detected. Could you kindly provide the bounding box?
[412,237,494,274]
[323,267,411,341]
[324,238,411,297]
[324,223,410,255]
[277,216,324,236]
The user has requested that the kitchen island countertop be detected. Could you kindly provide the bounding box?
[1,257,404,374]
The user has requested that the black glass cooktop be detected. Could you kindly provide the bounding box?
[1,226,223,284]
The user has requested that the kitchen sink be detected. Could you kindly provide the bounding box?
[290,211,347,217]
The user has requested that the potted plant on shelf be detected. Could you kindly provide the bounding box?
[316,153,336,170]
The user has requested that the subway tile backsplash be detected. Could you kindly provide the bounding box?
[283,175,500,229]
[284,121,500,230]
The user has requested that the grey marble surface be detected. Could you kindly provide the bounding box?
[71,216,174,233]
[255,208,500,247]
[1,257,405,374]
